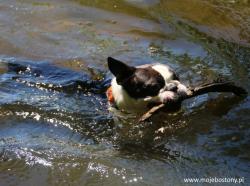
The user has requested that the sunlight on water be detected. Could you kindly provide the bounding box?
[0,0,249,185]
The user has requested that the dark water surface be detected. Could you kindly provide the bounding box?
[0,0,250,185]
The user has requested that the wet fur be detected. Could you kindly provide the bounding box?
[107,57,188,111]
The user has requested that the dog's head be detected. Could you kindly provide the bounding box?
[107,57,165,99]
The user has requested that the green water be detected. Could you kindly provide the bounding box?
[0,0,249,185]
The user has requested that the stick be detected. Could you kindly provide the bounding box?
[138,103,165,122]
[138,81,247,122]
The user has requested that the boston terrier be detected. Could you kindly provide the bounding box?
[106,57,188,112]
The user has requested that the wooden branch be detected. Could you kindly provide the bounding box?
[185,82,247,99]
[138,103,165,122]
[138,81,247,122]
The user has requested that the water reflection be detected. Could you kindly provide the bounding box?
[0,0,250,185]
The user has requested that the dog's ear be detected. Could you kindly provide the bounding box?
[107,57,135,84]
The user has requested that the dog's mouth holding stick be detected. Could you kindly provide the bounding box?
[138,81,247,122]
[106,57,247,122]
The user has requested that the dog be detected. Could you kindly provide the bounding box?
[106,57,188,112]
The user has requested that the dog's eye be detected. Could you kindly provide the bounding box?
[136,88,141,93]
[151,84,160,90]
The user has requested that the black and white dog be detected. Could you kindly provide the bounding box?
[107,57,188,112]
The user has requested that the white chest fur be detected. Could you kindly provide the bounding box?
[111,78,148,111]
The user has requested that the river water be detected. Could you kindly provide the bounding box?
[0,0,250,185]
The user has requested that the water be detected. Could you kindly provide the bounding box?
[0,0,250,185]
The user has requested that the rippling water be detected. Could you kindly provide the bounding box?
[0,0,250,185]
